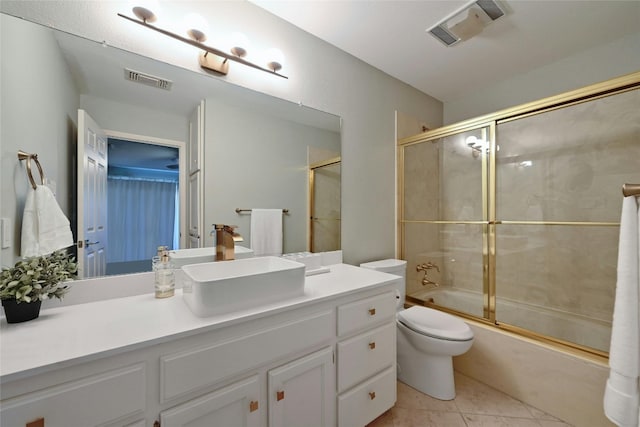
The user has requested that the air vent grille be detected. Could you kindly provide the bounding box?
[476,0,505,20]
[429,26,459,47]
[124,68,172,90]
[427,0,507,47]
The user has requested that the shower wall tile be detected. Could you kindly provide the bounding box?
[496,225,617,326]
[497,89,639,223]
[403,141,440,220]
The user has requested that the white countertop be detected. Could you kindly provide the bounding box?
[0,264,399,383]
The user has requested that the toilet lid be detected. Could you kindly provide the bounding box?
[398,306,473,341]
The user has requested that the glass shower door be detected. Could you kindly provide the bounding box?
[400,125,491,318]
[494,88,640,352]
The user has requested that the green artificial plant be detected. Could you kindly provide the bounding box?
[0,250,77,303]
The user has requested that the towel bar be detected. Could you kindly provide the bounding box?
[17,150,44,190]
[235,208,290,214]
[622,183,640,197]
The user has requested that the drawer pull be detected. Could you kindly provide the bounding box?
[26,419,44,427]
[250,400,259,412]
[277,390,285,401]
[369,341,376,350]
[369,391,376,400]
[368,308,376,316]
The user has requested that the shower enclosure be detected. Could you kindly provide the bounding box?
[309,158,341,252]
[398,72,640,355]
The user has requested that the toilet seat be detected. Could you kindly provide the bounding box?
[398,306,473,341]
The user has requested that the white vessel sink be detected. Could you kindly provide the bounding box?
[169,245,254,268]
[182,256,306,317]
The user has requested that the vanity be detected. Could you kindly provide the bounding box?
[0,264,398,427]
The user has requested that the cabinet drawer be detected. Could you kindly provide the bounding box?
[161,310,333,402]
[337,322,395,392]
[338,366,396,427]
[161,375,261,427]
[0,363,146,427]
[337,291,395,336]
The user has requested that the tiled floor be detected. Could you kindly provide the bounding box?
[367,372,573,427]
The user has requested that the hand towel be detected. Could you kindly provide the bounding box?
[250,209,283,256]
[21,185,74,257]
[604,195,640,427]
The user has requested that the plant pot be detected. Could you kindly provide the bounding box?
[1,299,42,323]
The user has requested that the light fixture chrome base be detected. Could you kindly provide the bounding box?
[199,51,229,75]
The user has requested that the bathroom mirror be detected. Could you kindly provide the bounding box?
[1,13,341,277]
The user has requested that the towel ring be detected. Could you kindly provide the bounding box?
[18,150,44,190]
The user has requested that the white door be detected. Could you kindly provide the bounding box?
[160,375,261,427]
[188,100,205,248]
[268,347,334,427]
[77,109,107,278]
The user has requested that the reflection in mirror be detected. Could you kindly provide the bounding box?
[309,157,341,253]
[1,13,341,278]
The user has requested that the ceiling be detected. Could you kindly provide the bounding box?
[250,0,640,103]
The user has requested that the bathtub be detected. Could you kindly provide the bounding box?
[410,287,611,353]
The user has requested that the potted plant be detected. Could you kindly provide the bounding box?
[0,250,77,323]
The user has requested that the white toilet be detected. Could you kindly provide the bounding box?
[360,259,474,400]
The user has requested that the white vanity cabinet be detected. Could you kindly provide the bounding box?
[0,265,399,427]
[336,291,397,427]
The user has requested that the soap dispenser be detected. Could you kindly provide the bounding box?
[154,248,175,298]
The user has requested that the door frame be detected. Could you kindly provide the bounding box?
[105,130,188,249]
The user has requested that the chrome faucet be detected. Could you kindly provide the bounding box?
[212,224,242,261]
[416,262,440,287]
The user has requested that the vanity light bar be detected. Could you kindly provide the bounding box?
[118,13,288,79]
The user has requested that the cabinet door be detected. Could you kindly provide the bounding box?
[160,375,261,427]
[268,347,334,427]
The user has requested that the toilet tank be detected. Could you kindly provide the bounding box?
[360,259,407,308]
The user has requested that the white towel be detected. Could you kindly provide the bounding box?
[250,209,283,256]
[21,185,74,257]
[604,195,640,427]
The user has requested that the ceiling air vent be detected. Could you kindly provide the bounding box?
[427,0,507,47]
[124,68,172,90]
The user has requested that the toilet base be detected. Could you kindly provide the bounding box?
[397,353,456,400]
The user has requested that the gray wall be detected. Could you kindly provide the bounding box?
[444,32,640,124]
[0,1,443,266]
[0,14,79,267]
[202,98,340,253]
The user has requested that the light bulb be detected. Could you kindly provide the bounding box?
[229,32,250,58]
[183,13,209,42]
[265,48,285,73]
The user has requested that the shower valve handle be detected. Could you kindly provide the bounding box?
[416,262,439,273]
